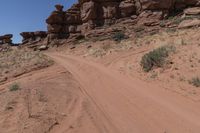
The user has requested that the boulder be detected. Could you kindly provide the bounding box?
[178,19,200,28]
[38,45,48,51]
[184,7,200,15]
[119,0,136,17]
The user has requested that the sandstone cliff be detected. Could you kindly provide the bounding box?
[45,0,200,41]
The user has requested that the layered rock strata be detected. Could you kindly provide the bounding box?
[20,31,47,44]
[45,0,200,40]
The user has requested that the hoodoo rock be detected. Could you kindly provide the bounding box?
[0,34,13,44]
[46,4,69,41]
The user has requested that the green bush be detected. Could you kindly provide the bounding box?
[9,83,20,91]
[141,46,174,72]
[189,77,200,87]
[112,32,127,42]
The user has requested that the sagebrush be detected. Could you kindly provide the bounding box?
[9,83,20,91]
[112,32,127,42]
[189,77,200,87]
[141,46,175,72]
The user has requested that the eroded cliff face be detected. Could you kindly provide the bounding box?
[45,0,200,41]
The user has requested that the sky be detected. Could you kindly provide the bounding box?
[0,0,77,43]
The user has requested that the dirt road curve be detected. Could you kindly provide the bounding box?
[48,53,200,133]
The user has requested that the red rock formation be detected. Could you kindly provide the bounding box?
[46,4,67,41]
[45,0,200,41]
[119,0,136,17]
[20,31,47,44]
[0,34,13,44]
[65,4,82,34]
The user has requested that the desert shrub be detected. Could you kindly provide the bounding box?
[102,44,112,51]
[141,46,175,72]
[0,49,53,78]
[112,31,127,42]
[9,83,20,91]
[189,77,200,87]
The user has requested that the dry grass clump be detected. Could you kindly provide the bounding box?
[0,48,53,82]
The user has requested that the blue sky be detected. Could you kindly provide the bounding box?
[0,0,77,43]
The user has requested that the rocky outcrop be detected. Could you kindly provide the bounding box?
[119,0,136,17]
[80,0,121,32]
[178,19,200,29]
[0,34,13,45]
[175,0,200,10]
[139,0,200,11]
[140,0,174,11]
[20,31,47,44]
[46,4,67,41]
[184,7,200,15]
[46,4,82,41]
[45,0,200,41]
[66,4,82,34]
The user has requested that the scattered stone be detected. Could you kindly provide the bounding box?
[38,45,48,51]
[70,46,76,49]
[87,45,92,49]
[178,19,200,29]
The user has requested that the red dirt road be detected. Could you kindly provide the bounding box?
[48,53,200,133]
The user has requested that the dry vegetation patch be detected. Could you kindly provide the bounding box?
[189,77,200,87]
[141,46,175,72]
[0,48,53,83]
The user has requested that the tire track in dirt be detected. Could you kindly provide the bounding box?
[48,52,200,133]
